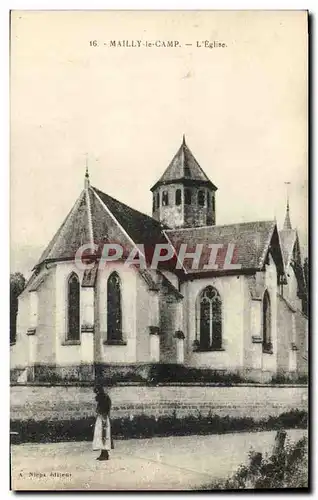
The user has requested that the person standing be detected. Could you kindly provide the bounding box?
[92,384,114,461]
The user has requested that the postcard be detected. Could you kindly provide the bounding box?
[10,10,308,491]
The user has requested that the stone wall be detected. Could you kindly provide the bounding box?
[11,384,308,423]
[152,183,215,229]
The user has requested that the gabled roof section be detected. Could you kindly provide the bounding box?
[279,229,307,301]
[91,187,168,246]
[33,185,171,282]
[35,190,92,267]
[279,229,297,268]
[165,220,285,275]
[151,136,217,191]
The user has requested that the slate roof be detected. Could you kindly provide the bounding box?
[151,137,217,191]
[92,187,167,246]
[165,220,285,274]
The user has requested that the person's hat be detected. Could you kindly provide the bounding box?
[93,383,103,393]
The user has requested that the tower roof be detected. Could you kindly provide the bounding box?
[151,136,217,191]
[283,200,292,230]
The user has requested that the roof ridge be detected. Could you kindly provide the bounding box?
[91,187,139,250]
[91,186,166,292]
[258,221,276,268]
[165,219,276,233]
[34,190,86,268]
[85,186,94,246]
[91,186,166,228]
[183,142,212,183]
[151,143,183,186]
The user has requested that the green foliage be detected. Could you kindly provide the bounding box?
[271,373,308,385]
[10,409,307,445]
[266,409,307,430]
[10,272,26,297]
[149,364,243,384]
[95,363,245,385]
[10,272,26,344]
[24,363,246,385]
[200,434,308,490]
[12,362,309,385]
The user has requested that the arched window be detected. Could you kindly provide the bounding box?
[175,189,182,206]
[156,192,160,209]
[162,191,169,206]
[185,189,192,205]
[196,286,222,350]
[67,273,80,341]
[107,272,122,342]
[198,190,205,207]
[152,193,156,212]
[262,290,272,352]
[212,194,215,212]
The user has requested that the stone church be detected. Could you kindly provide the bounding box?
[11,137,308,383]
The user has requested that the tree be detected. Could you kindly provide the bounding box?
[10,272,26,344]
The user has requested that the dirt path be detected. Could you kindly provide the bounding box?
[11,429,307,491]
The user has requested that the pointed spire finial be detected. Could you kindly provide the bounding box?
[182,134,186,145]
[84,153,90,189]
[283,182,292,230]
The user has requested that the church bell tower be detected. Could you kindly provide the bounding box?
[150,136,218,229]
